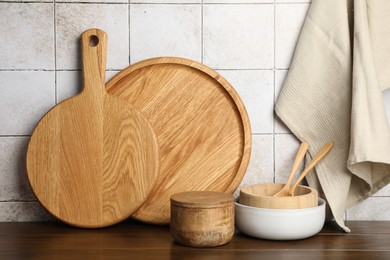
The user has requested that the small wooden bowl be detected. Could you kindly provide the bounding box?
[170,191,234,247]
[239,183,318,209]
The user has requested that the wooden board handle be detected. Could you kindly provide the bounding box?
[81,28,108,95]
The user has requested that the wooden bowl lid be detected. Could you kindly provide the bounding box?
[171,191,234,209]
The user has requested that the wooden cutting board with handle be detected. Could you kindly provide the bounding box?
[106,57,252,224]
[26,29,160,228]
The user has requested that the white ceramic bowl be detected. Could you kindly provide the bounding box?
[235,198,326,240]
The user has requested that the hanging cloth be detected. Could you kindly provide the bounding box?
[275,0,390,232]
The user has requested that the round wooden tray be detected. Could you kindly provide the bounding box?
[106,57,251,224]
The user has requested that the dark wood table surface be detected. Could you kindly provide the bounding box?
[0,221,389,259]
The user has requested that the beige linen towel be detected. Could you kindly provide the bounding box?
[275,0,390,232]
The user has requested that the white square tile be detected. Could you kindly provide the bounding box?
[0,72,55,135]
[274,134,302,183]
[204,0,272,3]
[0,137,35,201]
[0,202,52,222]
[275,4,309,69]
[0,3,54,69]
[57,71,118,103]
[203,4,274,69]
[57,71,82,104]
[274,69,291,133]
[234,135,274,197]
[372,184,390,197]
[347,197,390,221]
[383,88,390,125]
[130,4,202,64]
[370,88,390,196]
[218,70,274,134]
[56,4,129,70]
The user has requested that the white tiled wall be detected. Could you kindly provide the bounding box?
[0,0,389,222]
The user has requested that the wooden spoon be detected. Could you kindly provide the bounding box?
[26,29,159,228]
[289,142,334,196]
[273,142,309,197]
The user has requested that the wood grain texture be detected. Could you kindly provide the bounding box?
[171,191,234,208]
[240,183,318,209]
[170,191,234,247]
[106,57,252,224]
[1,221,390,259]
[26,29,159,228]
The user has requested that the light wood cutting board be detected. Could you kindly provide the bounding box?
[106,57,252,224]
[26,29,160,228]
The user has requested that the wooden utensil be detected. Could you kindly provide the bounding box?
[26,29,160,228]
[289,142,334,196]
[273,142,309,197]
[170,191,234,247]
[106,57,251,224]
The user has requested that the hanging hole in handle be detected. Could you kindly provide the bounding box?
[89,35,99,47]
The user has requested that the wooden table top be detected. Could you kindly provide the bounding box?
[0,221,389,259]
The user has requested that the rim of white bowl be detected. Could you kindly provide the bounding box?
[235,197,326,213]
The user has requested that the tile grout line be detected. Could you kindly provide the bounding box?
[212,68,275,71]
[1,1,125,4]
[0,1,311,4]
[201,0,203,63]
[0,200,38,203]
[0,135,30,138]
[0,69,56,71]
[0,69,122,72]
[128,0,131,65]
[272,0,276,184]
[0,68,279,71]
[54,0,57,104]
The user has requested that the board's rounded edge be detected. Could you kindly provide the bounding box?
[25,95,161,229]
[107,56,252,194]
[106,56,253,224]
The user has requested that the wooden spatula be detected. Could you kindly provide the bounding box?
[289,142,333,196]
[274,142,333,197]
[26,29,159,228]
[273,142,309,197]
